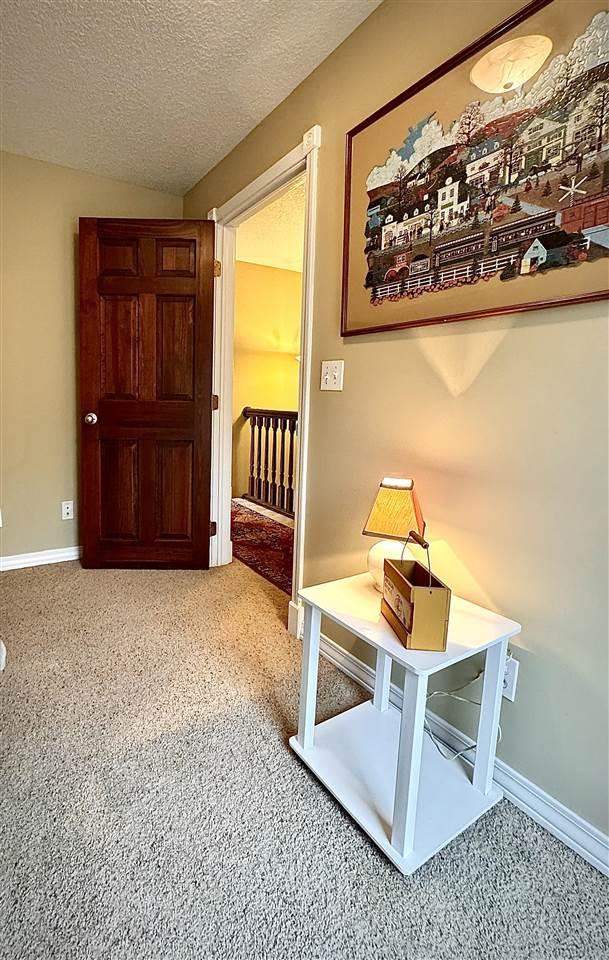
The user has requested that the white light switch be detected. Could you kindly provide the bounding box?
[320,360,344,391]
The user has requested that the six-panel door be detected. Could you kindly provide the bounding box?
[79,219,214,568]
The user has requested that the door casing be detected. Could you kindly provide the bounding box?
[207,126,321,635]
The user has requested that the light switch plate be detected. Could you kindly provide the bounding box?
[320,360,344,391]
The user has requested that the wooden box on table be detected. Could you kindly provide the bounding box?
[381,559,451,652]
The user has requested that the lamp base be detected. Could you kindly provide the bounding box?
[367,539,414,592]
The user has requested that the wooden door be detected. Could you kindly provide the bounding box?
[79,218,214,568]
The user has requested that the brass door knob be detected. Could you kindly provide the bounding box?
[84,412,98,425]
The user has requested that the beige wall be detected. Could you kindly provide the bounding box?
[185,0,609,831]
[232,261,300,497]
[0,152,182,557]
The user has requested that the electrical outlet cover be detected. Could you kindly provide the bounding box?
[502,655,519,702]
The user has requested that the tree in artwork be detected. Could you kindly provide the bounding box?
[591,85,609,153]
[455,101,484,147]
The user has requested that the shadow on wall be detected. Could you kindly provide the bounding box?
[412,322,514,397]
[353,303,596,400]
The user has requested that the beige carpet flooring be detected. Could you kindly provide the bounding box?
[1,559,607,960]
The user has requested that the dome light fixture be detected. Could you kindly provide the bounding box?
[470,35,553,94]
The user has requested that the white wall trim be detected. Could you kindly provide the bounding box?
[211,125,321,227]
[208,126,321,618]
[0,546,82,572]
[318,630,609,878]
[207,208,235,568]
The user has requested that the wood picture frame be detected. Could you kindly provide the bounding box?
[341,0,609,337]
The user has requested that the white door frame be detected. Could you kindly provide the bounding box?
[208,125,321,636]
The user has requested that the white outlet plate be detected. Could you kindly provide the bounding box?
[61,500,74,521]
[502,655,519,702]
[320,359,344,391]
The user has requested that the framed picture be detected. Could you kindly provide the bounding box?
[341,0,609,337]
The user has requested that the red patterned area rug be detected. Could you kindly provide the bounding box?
[231,500,293,595]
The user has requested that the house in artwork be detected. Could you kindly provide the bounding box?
[380,199,435,250]
[465,138,503,188]
[367,201,383,230]
[367,194,395,231]
[565,82,609,155]
[436,176,470,224]
[561,191,609,233]
[380,214,402,250]
[516,115,567,172]
[519,230,590,274]
[519,236,548,274]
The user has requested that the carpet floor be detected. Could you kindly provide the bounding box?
[1,560,607,960]
[231,499,293,594]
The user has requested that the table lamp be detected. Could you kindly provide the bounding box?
[363,477,426,591]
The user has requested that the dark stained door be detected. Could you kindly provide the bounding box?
[79,218,214,568]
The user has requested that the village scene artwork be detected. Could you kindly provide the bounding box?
[364,11,609,307]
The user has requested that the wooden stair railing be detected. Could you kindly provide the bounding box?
[242,406,297,518]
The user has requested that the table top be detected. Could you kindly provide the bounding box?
[299,573,521,676]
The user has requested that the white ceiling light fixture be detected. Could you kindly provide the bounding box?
[470,35,553,94]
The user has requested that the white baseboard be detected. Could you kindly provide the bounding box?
[318,630,609,878]
[288,600,303,637]
[0,546,81,572]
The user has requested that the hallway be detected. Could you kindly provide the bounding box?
[231,498,293,594]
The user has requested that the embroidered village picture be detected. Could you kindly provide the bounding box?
[342,1,609,335]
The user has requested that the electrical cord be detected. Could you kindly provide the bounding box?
[424,667,503,761]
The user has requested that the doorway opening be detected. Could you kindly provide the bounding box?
[208,125,320,636]
[230,176,305,595]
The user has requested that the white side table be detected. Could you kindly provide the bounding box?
[289,573,521,876]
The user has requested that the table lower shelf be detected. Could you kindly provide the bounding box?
[289,700,502,875]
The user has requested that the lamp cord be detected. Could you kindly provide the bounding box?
[424,670,503,761]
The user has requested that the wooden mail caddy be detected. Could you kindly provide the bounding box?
[381,558,451,652]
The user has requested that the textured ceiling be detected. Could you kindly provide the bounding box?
[237,175,305,272]
[0,0,381,194]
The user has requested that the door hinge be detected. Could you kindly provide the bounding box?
[210,521,217,537]
[213,259,222,278]
[212,394,219,411]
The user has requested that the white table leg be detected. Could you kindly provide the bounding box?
[391,670,428,857]
[296,602,321,751]
[473,639,507,794]
[373,649,391,712]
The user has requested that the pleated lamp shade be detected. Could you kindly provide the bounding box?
[363,477,425,542]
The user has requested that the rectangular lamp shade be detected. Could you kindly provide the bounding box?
[363,477,425,542]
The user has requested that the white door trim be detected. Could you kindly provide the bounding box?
[208,126,321,632]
